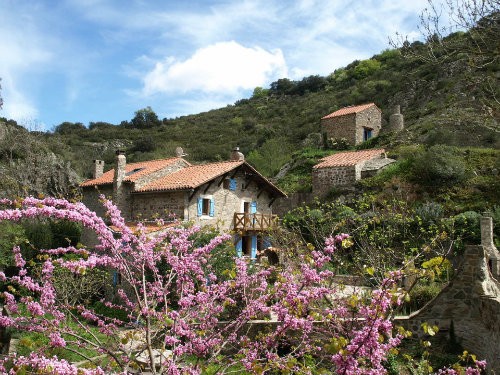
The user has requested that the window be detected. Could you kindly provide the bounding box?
[223,179,237,190]
[125,167,145,176]
[243,201,251,213]
[202,198,210,215]
[363,128,373,141]
[197,197,214,217]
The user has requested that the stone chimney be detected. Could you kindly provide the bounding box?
[481,214,500,279]
[93,160,104,179]
[230,147,244,161]
[113,150,127,215]
[175,146,184,158]
[388,105,404,131]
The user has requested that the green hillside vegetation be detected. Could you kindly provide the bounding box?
[13,25,493,182]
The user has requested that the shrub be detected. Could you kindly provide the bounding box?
[415,201,444,225]
[406,281,442,313]
[410,145,467,187]
[453,211,481,244]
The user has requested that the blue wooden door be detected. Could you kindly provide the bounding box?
[251,235,257,259]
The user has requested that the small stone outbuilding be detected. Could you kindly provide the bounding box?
[312,149,395,196]
[321,103,382,146]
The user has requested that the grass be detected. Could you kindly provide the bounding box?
[11,316,115,363]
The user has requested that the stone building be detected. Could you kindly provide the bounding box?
[321,103,382,146]
[312,149,395,196]
[80,148,286,259]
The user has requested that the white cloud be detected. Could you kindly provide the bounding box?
[142,41,288,95]
[1,90,39,121]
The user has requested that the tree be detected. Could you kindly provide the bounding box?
[53,122,87,135]
[390,0,500,106]
[0,197,487,374]
[131,106,161,129]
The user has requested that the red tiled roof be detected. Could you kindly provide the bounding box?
[80,157,186,187]
[321,103,380,120]
[109,221,178,234]
[313,149,386,169]
[136,161,244,192]
[136,160,287,197]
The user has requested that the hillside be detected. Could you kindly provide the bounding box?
[0,26,498,201]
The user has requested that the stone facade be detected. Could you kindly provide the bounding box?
[187,170,274,232]
[131,191,186,221]
[312,165,358,196]
[321,104,381,146]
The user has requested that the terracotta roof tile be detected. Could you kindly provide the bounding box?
[136,160,287,197]
[136,161,244,192]
[313,149,386,168]
[80,157,186,187]
[321,103,380,120]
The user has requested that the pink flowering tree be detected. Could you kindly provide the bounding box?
[0,196,487,375]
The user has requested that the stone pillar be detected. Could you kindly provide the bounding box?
[113,150,127,215]
[481,215,500,279]
[93,160,104,179]
[389,105,404,131]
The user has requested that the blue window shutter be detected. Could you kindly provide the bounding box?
[113,271,118,286]
[263,236,271,250]
[197,198,203,216]
[209,198,215,217]
[235,236,242,257]
[229,179,237,191]
[251,236,257,259]
[250,201,257,214]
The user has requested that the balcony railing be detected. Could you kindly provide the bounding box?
[233,212,277,231]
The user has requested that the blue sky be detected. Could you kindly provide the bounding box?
[0,0,433,130]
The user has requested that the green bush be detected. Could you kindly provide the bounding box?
[410,145,467,187]
[415,201,443,225]
[406,282,442,313]
[92,301,130,322]
[453,211,481,244]
[50,220,82,248]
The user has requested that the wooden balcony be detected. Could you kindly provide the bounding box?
[233,212,277,231]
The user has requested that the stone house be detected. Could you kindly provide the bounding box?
[321,103,382,146]
[80,148,286,259]
[312,149,395,196]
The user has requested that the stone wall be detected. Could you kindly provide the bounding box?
[131,191,186,221]
[312,165,357,196]
[395,245,500,371]
[273,193,315,217]
[321,113,357,145]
